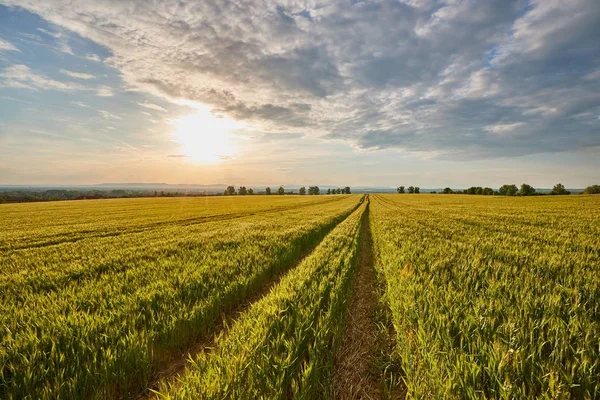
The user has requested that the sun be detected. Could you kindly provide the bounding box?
[171,107,243,163]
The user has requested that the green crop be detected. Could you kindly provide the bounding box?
[2,193,598,399]
[157,197,367,399]
[0,195,361,399]
[370,194,600,399]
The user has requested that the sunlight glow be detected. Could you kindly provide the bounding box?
[171,107,243,163]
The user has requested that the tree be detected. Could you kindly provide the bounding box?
[224,186,236,196]
[397,186,405,194]
[335,188,341,194]
[551,183,570,195]
[518,183,536,196]
[408,186,415,194]
[265,187,271,195]
[344,186,351,194]
[299,186,306,195]
[483,187,494,195]
[583,184,600,194]
[308,186,320,195]
[415,187,420,194]
[443,187,453,194]
[0,195,5,204]
[326,188,332,195]
[248,188,254,195]
[238,186,247,195]
[498,184,518,196]
[278,186,285,195]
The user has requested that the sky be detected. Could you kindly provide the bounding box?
[0,0,599,188]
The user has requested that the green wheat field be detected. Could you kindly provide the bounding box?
[1,194,599,399]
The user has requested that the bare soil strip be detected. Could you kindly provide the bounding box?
[332,201,383,399]
[138,203,361,399]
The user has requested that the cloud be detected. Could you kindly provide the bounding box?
[0,38,20,52]
[485,123,526,135]
[138,102,167,112]
[98,110,122,120]
[58,42,74,55]
[84,53,101,62]
[0,64,85,91]
[5,0,600,158]
[59,69,95,80]
[36,27,62,38]
[96,85,113,97]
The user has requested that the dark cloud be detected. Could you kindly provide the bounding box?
[4,0,600,158]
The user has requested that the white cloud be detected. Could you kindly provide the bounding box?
[36,28,62,38]
[84,53,101,62]
[0,38,20,52]
[0,64,85,91]
[485,122,526,134]
[585,69,600,81]
[58,42,74,55]
[5,0,600,158]
[96,85,114,97]
[98,110,122,120]
[59,69,95,80]
[138,102,167,112]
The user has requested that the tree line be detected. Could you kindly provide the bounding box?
[326,187,351,195]
[223,186,351,196]
[0,189,211,203]
[1,184,597,204]
[392,183,600,196]
[435,183,593,196]
[396,186,420,193]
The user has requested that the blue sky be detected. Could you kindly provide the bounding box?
[0,1,599,188]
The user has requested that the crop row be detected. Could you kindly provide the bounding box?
[156,197,367,398]
[370,194,600,398]
[0,195,361,399]
[0,195,349,253]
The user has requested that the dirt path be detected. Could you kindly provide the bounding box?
[332,200,383,399]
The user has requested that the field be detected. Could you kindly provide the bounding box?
[1,194,599,399]
[370,194,600,398]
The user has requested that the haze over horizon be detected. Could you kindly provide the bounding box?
[1,0,599,188]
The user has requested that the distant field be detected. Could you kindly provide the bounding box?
[1,194,598,399]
